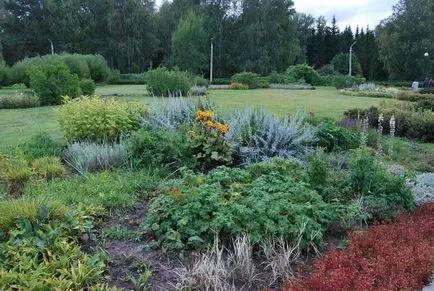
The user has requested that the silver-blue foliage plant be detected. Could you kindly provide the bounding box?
[226,108,316,164]
[141,97,212,132]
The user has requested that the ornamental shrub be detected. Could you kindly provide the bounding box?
[79,78,96,96]
[144,158,340,251]
[58,96,145,142]
[83,54,110,82]
[21,132,63,160]
[333,75,365,89]
[314,121,359,152]
[29,63,81,105]
[231,72,261,89]
[146,67,191,96]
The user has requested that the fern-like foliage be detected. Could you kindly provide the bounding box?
[142,97,213,132]
[226,108,316,164]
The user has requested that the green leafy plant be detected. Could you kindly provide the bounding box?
[58,96,145,142]
[29,62,81,105]
[145,158,340,251]
[314,121,359,152]
[188,110,234,171]
[284,64,323,86]
[126,127,192,170]
[21,132,63,160]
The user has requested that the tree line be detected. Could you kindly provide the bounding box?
[0,0,432,80]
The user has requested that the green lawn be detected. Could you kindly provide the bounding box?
[0,85,402,150]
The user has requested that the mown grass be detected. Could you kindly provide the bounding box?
[0,85,418,150]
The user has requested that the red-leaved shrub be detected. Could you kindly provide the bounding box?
[282,203,434,291]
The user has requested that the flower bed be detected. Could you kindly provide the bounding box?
[282,203,434,291]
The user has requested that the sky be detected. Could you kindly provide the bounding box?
[293,0,398,30]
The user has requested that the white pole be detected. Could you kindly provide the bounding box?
[210,38,214,84]
[49,39,54,55]
[349,41,357,77]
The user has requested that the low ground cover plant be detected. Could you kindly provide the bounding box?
[282,203,434,291]
[20,132,63,160]
[24,170,159,209]
[269,83,314,90]
[0,204,109,289]
[59,96,145,142]
[340,84,398,98]
[145,158,342,251]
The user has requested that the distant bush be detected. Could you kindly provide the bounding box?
[229,82,249,90]
[268,70,286,83]
[58,96,145,142]
[21,133,63,160]
[83,54,110,82]
[340,85,398,98]
[284,64,323,86]
[331,52,362,76]
[231,72,261,89]
[188,86,207,96]
[269,83,314,90]
[79,78,96,96]
[0,92,40,109]
[318,64,336,76]
[29,63,81,105]
[63,141,127,174]
[212,78,231,85]
[107,71,147,85]
[0,59,8,87]
[333,75,365,89]
[397,91,434,102]
[192,75,209,87]
[226,108,316,164]
[8,54,110,86]
[146,67,191,96]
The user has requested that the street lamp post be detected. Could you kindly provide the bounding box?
[210,38,214,84]
[424,52,429,79]
[349,41,357,77]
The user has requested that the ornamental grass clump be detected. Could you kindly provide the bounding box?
[226,108,316,164]
[142,97,212,132]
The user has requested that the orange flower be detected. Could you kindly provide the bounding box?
[204,120,215,128]
[195,110,214,121]
[214,122,229,134]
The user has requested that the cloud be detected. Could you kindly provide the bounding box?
[293,0,398,29]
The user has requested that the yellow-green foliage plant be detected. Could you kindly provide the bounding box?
[58,96,146,142]
[0,154,33,195]
[32,156,66,180]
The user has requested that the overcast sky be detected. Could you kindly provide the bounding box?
[293,0,398,30]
